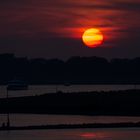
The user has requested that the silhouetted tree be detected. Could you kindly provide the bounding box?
[0,53,140,84]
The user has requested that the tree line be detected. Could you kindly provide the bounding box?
[0,53,140,84]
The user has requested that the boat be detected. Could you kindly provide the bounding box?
[7,80,28,90]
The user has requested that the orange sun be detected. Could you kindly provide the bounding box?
[82,28,104,48]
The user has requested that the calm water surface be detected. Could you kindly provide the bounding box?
[0,114,140,126]
[0,84,139,98]
[0,128,140,140]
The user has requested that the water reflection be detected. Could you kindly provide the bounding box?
[0,128,140,140]
[80,132,97,138]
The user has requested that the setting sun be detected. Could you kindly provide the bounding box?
[82,28,104,48]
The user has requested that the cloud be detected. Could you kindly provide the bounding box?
[74,1,140,12]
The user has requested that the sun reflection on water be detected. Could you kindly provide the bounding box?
[81,132,96,138]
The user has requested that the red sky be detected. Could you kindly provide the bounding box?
[0,0,140,59]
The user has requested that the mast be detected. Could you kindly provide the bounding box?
[6,89,10,128]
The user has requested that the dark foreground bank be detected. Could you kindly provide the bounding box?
[1,122,140,131]
[0,89,140,116]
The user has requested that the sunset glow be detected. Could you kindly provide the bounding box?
[0,0,140,58]
[80,133,96,138]
[82,28,104,48]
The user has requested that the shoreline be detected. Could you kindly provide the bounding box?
[0,122,140,131]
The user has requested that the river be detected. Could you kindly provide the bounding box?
[0,84,139,98]
[0,128,140,140]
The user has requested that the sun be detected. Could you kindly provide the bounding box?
[82,28,104,48]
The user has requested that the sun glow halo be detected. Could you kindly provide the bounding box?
[82,28,104,48]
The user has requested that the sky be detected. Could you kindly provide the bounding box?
[0,0,140,59]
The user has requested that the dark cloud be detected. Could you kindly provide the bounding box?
[78,1,140,11]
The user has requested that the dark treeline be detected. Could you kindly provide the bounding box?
[0,90,140,116]
[0,53,140,84]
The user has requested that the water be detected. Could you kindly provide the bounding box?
[0,128,140,140]
[0,85,140,139]
[0,114,140,127]
[0,84,139,98]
